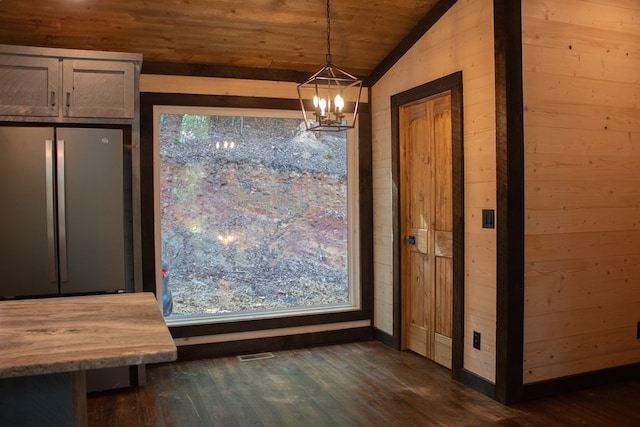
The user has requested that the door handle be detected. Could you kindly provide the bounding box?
[57,139,68,283]
[45,139,56,283]
[406,236,416,245]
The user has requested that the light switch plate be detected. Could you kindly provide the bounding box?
[482,209,495,229]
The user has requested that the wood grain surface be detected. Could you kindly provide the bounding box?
[0,292,176,378]
[0,0,440,76]
[522,0,640,383]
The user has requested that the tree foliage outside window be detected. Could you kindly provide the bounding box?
[159,112,349,319]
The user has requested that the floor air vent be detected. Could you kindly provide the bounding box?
[237,352,275,362]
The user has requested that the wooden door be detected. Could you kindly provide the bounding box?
[400,92,453,369]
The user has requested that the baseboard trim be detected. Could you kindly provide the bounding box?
[458,368,496,400]
[523,363,640,401]
[176,327,373,360]
[373,327,395,348]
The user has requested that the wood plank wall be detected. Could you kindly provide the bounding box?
[372,0,497,382]
[522,0,640,384]
[141,75,298,98]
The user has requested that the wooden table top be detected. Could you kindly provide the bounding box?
[0,292,177,379]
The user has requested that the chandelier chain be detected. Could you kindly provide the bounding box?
[326,0,332,62]
[296,0,362,131]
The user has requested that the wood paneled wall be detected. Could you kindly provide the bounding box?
[522,0,640,384]
[141,75,298,99]
[372,0,497,382]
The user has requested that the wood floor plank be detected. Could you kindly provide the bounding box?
[87,341,640,426]
[292,347,389,426]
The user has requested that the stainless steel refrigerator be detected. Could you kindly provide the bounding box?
[0,126,127,298]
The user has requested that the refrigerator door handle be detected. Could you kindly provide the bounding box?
[57,139,68,283]
[46,139,57,283]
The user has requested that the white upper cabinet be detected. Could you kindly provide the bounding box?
[63,59,134,119]
[0,55,60,117]
[0,45,140,121]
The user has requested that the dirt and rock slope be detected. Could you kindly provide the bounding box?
[160,115,349,316]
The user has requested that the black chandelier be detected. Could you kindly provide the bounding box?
[297,0,363,132]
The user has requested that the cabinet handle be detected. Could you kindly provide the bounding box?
[66,92,71,107]
[50,91,56,107]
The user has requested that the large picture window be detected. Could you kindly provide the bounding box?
[154,107,360,325]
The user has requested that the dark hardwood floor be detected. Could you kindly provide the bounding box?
[87,341,640,426]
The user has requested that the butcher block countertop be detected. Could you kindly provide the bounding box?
[0,292,177,379]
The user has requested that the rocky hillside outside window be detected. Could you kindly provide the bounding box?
[155,107,359,325]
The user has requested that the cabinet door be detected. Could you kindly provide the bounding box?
[0,55,59,116]
[63,59,134,118]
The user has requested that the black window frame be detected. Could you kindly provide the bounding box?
[140,91,373,358]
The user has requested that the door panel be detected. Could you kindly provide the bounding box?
[0,127,57,297]
[58,128,125,294]
[434,333,453,369]
[433,93,453,368]
[408,323,428,357]
[408,228,429,254]
[401,92,453,368]
[401,100,432,357]
[434,231,453,257]
[435,257,453,337]
[433,96,452,232]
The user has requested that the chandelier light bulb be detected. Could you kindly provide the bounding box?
[334,94,344,112]
[319,98,327,116]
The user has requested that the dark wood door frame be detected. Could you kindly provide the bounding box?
[390,71,464,379]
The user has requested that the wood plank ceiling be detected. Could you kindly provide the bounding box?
[0,0,440,78]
